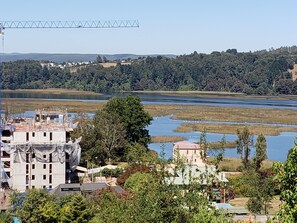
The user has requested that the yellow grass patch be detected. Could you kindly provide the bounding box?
[228,196,280,215]
[151,136,186,143]
[145,104,297,125]
[207,157,274,172]
[2,98,106,114]
[208,141,237,149]
[175,123,297,136]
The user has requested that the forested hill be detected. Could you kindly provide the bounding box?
[2,48,297,95]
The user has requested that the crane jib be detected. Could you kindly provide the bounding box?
[0,20,139,31]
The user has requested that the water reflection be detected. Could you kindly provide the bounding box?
[3,92,297,110]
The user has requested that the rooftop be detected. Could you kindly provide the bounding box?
[173,141,201,150]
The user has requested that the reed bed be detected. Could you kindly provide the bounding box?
[175,122,297,136]
[2,98,106,114]
[151,136,186,143]
[145,104,297,125]
[3,99,297,127]
[208,141,237,149]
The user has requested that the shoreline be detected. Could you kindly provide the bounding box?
[128,90,297,100]
[2,88,102,95]
[4,89,297,100]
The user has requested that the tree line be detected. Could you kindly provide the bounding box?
[2,48,297,95]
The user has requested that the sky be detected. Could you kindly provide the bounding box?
[1,0,297,55]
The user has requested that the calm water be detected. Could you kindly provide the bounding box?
[2,92,297,110]
[148,116,296,162]
[4,92,297,162]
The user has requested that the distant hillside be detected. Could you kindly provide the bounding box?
[2,48,297,95]
[1,53,176,63]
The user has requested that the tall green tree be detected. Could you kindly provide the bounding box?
[254,133,267,172]
[274,143,297,222]
[236,126,253,169]
[11,189,60,223]
[60,193,93,223]
[93,110,127,161]
[71,113,99,163]
[104,95,153,148]
[199,130,209,161]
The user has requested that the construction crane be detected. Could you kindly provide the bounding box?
[0,20,139,189]
[0,20,139,35]
[0,19,139,116]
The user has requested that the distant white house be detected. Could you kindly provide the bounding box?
[170,141,228,203]
[173,141,205,166]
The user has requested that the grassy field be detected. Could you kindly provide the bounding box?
[151,136,186,143]
[2,98,106,114]
[208,141,237,149]
[228,196,280,215]
[175,122,297,136]
[207,157,275,172]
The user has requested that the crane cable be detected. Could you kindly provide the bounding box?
[0,32,3,122]
[0,33,3,121]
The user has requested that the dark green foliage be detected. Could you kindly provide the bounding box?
[274,143,297,222]
[9,159,230,223]
[93,109,127,161]
[247,197,263,214]
[70,113,101,163]
[236,127,253,169]
[124,172,155,193]
[0,212,12,223]
[126,142,157,164]
[116,164,150,186]
[3,48,297,95]
[11,189,60,223]
[72,96,151,164]
[100,168,123,177]
[60,193,93,223]
[229,170,276,214]
[11,190,93,223]
[254,133,267,172]
[91,167,230,223]
[103,95,153,148]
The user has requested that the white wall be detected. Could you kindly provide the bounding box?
[174,148,204,165]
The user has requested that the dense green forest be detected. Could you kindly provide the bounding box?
[2,47,297,95]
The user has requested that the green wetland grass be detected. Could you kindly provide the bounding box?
[4,98,297,137]
[175,123,297,136]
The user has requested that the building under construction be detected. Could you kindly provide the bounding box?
[0,108,81,192]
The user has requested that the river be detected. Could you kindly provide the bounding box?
[3,92,297,162]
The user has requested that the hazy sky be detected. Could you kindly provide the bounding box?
[1,0,297,55]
